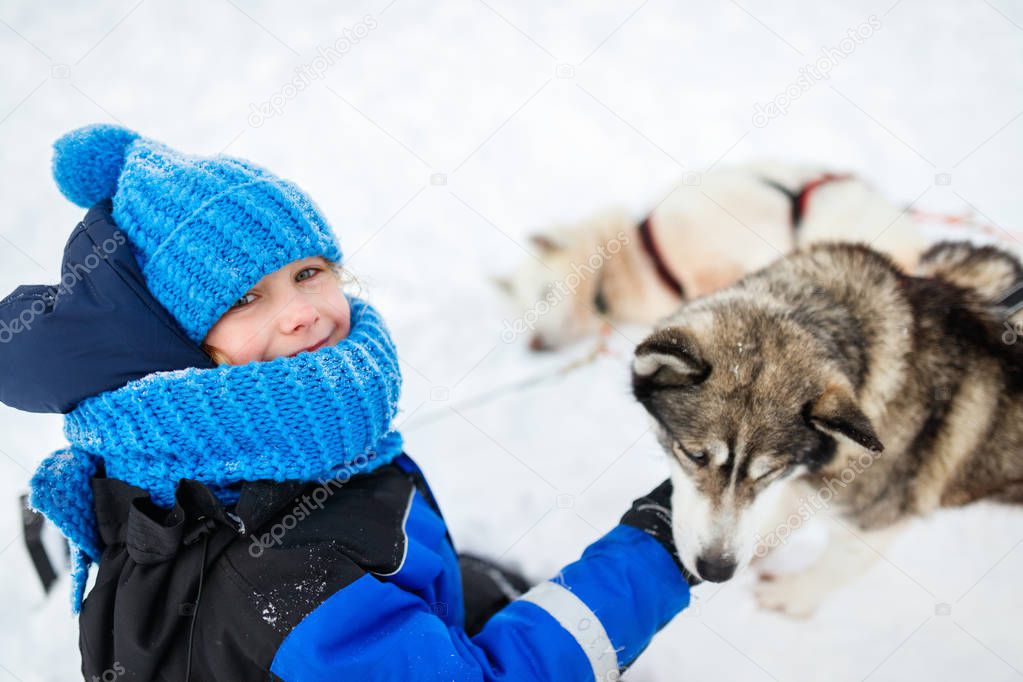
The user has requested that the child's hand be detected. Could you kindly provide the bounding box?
[619,480,702,586]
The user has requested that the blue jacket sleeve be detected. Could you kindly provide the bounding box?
[269,524,691,681]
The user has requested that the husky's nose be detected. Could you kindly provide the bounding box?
[696,555,737,582]
[529,334,553,352]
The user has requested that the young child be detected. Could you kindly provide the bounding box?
[1,124,699,681]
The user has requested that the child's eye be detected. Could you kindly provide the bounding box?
[296,267,321,282]
[231,294,257,308]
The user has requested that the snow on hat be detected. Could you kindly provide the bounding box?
[51,123,343,344]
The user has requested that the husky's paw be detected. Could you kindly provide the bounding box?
[753,572,824,619]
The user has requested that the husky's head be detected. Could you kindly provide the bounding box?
[630,303,884,582]
[495,210,634,351]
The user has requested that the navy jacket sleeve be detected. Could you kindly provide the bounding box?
[269,524,691,681]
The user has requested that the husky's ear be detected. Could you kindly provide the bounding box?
[806,384,884,453]
[632,328,710,396]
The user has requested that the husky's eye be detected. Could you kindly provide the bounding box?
[672,441,708,466]
[754,466,784,482]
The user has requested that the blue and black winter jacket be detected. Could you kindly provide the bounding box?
[2,203,692,680]
[81,454,690,680]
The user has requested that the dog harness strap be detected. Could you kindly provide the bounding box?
[760,173,854,230]
[794,173,854,226]
[518,581,620,680]
[759,177,799,225]
[638,216,685,298]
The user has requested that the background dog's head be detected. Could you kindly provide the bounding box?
[495,209,635,351]
[631,300,884,582]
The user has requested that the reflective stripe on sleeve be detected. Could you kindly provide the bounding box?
[518,580,620,681]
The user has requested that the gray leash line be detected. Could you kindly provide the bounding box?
[403,333,613,433]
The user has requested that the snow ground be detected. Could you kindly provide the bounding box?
[0,1,1021,680]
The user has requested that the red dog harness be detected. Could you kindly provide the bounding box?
[638,216,686,298]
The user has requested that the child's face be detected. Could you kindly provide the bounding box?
[203,256,351,365]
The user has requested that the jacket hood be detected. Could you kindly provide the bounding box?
[0,200,215,414]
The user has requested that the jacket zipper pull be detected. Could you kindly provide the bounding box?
[183,516,216,546]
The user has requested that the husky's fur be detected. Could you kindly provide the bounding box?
[631,241,1023,616]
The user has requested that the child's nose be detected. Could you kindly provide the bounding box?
[279,297,320,333]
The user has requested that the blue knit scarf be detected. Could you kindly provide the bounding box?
[30,297,404,611]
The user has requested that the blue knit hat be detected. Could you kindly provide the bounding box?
[51,124,343,343]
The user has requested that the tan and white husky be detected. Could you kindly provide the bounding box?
[499,163,927,351]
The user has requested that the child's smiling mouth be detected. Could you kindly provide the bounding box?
[289,336,330,357]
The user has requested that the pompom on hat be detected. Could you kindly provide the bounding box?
[51,124,343,344]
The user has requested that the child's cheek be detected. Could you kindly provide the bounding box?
[228,322,270,364]
[339,298,352,340]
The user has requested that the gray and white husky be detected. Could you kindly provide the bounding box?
[631,241,1023,617]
